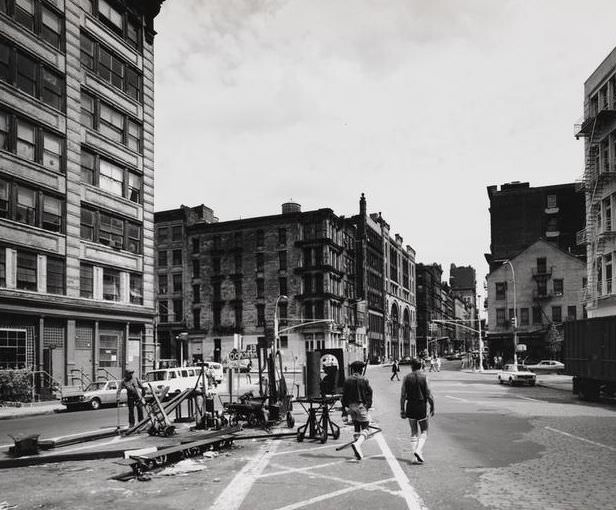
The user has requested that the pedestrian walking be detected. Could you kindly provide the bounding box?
[116,368,145,428]
[390,359,400,381]
[435,356,441,372]
[245,360,252,384]
[400,358,435,463]
[341,361,374,460]
[428,357,435,372]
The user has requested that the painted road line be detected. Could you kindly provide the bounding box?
[211,439,280,510]
[271,477,396,510]
[514,395,541,402]
[374,431,427,510]
[259,459,345,478]
[445,395,471,403]
[545,426,616,452]
[271,443,341,456]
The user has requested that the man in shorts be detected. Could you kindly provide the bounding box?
[341,361,373,460]
[400,358,435,463]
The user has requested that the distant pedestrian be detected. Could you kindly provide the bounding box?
[342,361,374,460]
[400,358,435,464]
[245,360,252,384]
[117,369,144,428]
[390,359,400,381]
[435,357,441,372]
[428,357,436,372]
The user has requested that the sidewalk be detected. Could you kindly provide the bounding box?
[0,401,63,421]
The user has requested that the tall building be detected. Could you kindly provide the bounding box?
[575,45,616,317]
[154,204,218,365]
[415,263,443,355]
[0,0,164,392]
[155,202,366,370]
[486,239,585,362]
[449,264,477,308]
[485,182,585,272]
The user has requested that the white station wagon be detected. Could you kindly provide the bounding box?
[497,364,537,386]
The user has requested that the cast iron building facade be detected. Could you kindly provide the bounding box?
[0,0,164,392]
[163,203,367,370]
[485,182,585,272]
[575,45,616,318]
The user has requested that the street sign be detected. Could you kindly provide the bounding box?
[516,344,527,352]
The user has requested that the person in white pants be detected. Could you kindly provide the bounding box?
[400,358,435,463]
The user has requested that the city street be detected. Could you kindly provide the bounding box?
[0,363,615,509]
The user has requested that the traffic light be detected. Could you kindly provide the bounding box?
[511,317,517,328]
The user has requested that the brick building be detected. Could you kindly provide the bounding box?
[485,182,585,272]
[416,263,443,355]
[486,239,585,362]
[0,0,164,392]
[575,45,616,317]
[157,202,366,370]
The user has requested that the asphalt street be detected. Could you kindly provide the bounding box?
[0,362,615,509]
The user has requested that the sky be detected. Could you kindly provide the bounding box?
[153,0,616,290]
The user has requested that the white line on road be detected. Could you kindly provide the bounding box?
[374,430,427,510]
[259,459,345,478]
[271,443,340,456]
[271,477,396,510]
[211,439,280,510]
[545,426,616,452]
[445,395,470,403]
[514,395,540,402]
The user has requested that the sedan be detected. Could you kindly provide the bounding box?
[497,364,537,386]
[524,360,565,373]
[62,380,127,410]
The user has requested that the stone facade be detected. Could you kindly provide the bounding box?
[0,0,164,391]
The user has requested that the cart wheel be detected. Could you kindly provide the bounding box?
[164,426,175,437]
[286,413,295,428]
[248,414,258,427]
[332,429,340,440]
[320,431,328,444]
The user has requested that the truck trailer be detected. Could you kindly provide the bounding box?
[563,317,616,400]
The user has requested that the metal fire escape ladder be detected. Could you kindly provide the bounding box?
[586,117,600,307]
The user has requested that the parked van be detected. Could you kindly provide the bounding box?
[203,362,223,384]
[144,367,202,398]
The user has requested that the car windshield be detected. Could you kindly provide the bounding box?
[85,382,107,391]
[511,365,529,372]
[145,371,168,381]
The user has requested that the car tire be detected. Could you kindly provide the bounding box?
[529,381,536,386]
[498,376,503,384]
[90,398,101,410]
[508,377,513,386]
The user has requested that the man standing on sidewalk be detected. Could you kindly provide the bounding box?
[341,361,373,460]
[117,369,145,428]
[400,358,435,463]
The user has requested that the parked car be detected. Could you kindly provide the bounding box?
[524,360,565,373]
[399,356,412,365]
[497,364,537,386]
[61,380,127,410]
[445,353,463,361]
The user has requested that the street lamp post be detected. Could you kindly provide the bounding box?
[274,294,288,350]
[503,260,518,365]
[477,295,483,372]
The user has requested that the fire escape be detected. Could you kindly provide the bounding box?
[575,86,616,307]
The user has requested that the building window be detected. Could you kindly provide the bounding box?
[606,254,613,295]
[278,228,286,245]
[80,149,142,203]
[192,284,200,303]
[79,207,141,253]
[173,299,183,322]
[158,250,167,267]
[172,249,182,266]
[46,256,64,295]
[546,194,557,209]
[279,251,287,271]
[532,306,542,325]
[192,309,201,329]
[257,304,265,327]
[158,301,168,323]
[553,279,564,296]
[171,225,182,241]
[256,229,264,248]
[0,109,65,172]
[80,32,142,101]
[80,263,93,298]
[99,335,119,367]
[256,278,264,298]
[0,249,5,287]
[279,303,288,326]
[496,308,505,327]
[0,40,64,109]
[279,277,287,296]
[567,305,576,321]
[256,253,264,272]
[192,237,200,253]
[192,259,200,279]
[80,91,142,153]
[129,273,142,304]
[172,273,182,293]
[536,257,547,273]
[158,227,169,244]
[84,0,142,50]
[102,267,120,301]
[16,250,36,291]
[552,306,562,323]
[158,274,167,295]
[495,282,506,300]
